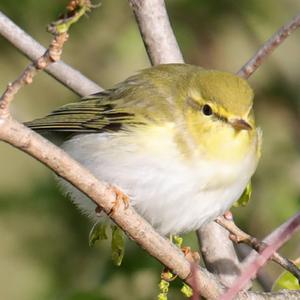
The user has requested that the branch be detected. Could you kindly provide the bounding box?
[128,0,184,64]
[197,222,246,288]
[0,33,68,115]
[0,11,101,96]
[237,12,300,79]
[220,212,300,300]
[216,216,300,283]
[236,245,273,292]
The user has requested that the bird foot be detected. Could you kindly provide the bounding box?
[160,247,200,282]
[182,246,200,264]
[108,185,130,216]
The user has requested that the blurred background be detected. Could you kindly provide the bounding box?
[0,0,300,299]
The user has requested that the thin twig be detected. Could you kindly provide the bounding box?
[236,244,273,292]
[0,12,101,96]
[0,1,94,115]
[216,216,300,284]
[220,212,300,300]
[237,12,300,79]
[0,33,68,115]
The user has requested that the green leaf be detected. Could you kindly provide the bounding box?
[158,279,170,300]
[181,283,193,297]
[272,264,300,291]
[111,225,125,266]
[157,293,168,300]
[48,0,93,34]
[159,279,170,293]
[173,235,183,248]
[88,222,108,247]
[233,181,252,207]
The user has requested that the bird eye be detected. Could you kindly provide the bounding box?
[202,104,213,116]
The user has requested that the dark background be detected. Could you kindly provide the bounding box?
[0,1,300,299]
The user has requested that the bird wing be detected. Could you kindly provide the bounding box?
[25,93,137,133]
[24,69,153,134]
[25,65,184,133]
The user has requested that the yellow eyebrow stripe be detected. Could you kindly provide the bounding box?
[186,97,228,124]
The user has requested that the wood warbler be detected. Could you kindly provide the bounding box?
[26,64,261,235]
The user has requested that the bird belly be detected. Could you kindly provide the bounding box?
[59,131,258,235]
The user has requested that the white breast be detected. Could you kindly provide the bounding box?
[59,128,259,235]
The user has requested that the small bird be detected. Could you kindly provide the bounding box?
[26,64,261,235]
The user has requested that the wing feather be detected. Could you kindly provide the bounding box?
[25,65,180,133]
[25,93,136,133]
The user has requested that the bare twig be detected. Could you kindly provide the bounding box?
[0,1,93,112]
[236,244,273,292]
[237,12,300,79]
[220,212,300,300]
[216,215,300,283]
[0,11,101,96]
[0,33,68,115]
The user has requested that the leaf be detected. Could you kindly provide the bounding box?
[48,0,93,34]
[233,181,252,207]
[181,283,193,298]
[272,264,300,291]
[173,235,183,248]
[158,279,170,300]
[157,293,168,300]
[88,222,108,247]
[111,225,125,266]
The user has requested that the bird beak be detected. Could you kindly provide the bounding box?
[230,119,252,130]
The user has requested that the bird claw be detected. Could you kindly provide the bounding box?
[160,246,200,282]
[108,185,130,216]
[181,246,200,264]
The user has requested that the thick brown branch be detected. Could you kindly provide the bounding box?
[237,12,300,79]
